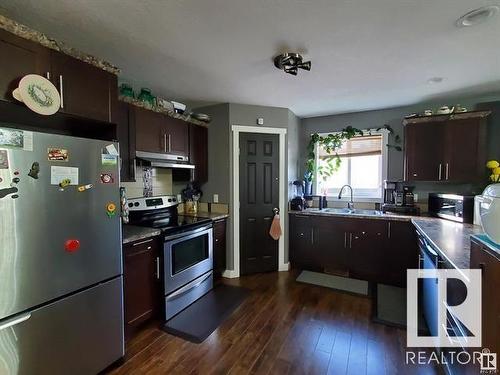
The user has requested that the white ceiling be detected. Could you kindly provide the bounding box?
[1,0,499,117]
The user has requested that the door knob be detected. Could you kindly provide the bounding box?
[273,208,279,215]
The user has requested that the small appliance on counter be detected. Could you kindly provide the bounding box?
[478,184,500,244]
[428,193,475,223]
[290,180,305,211]
[382,180,420,215]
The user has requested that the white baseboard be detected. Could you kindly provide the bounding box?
[222,269,240,278]
[279,262,290,272]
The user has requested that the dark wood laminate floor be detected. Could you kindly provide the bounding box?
[108,271,440,375]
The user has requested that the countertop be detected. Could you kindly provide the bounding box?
[288,208,416,222]
[122,225,161,245]
[412,218,483,270]
[289,208,485,270]
[180,211,229,221]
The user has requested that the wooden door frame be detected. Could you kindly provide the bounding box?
[227,125,288,278]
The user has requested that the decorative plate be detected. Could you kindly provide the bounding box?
[17,74,61,115]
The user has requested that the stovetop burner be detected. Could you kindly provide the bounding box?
[146,215,212,235]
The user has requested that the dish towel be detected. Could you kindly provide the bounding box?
[269,213,282,240]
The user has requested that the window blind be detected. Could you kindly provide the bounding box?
[319,134,382,158]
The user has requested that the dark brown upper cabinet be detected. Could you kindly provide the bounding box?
[114,101,135,182]
[0,29,51,101]
[404,111,489,182]
[164,117,189,157]
[189,124,208,183]
[134,106,189,158]
[0,29,117,124]
[50,51,117,123]
[134,106,165,153]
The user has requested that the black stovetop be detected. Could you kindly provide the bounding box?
[131,214,212,236]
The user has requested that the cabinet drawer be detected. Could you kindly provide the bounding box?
[124,237,156,256]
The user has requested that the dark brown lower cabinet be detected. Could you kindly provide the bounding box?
[123,237,162,339]
[470,238,500,359]
[289,214,417,287]
[213,218,227,278]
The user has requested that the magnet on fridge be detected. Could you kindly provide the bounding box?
[100,173,114,184]
[59,178,71,188]
[106,202,116,218]
[77,184,93,192]
[28,162,40,179]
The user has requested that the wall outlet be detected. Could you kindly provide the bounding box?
[414,193,419,203]
[213,194,219,203]
[257,118,264,125]
[176,194,182,202]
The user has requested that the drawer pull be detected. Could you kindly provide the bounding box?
[132,238,154,247]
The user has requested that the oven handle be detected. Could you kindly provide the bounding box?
[164,224,213,242]
[166,271,212,301]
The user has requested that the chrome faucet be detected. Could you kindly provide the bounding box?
[338,184,354,210]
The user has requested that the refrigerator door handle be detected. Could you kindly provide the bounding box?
[0,312,32,331]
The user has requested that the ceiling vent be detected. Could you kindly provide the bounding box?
[456,5,499,27]
[273,53,311,76]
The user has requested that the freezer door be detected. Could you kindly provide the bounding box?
[0,128,122,320]
[0,277,124,375]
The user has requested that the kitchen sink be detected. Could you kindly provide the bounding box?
[322,208,383,216]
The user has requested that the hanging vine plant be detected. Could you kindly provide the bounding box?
[305,124,402,182]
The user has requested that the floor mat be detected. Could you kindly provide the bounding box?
[163,284,249,343]
[296,270,369,295]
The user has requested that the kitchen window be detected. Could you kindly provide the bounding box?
[315,131,388,201]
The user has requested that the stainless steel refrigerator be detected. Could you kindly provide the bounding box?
[0,126,124,374]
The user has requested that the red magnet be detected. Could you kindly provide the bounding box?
[64,239,80,253]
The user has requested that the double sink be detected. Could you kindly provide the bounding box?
[319,207,383,216]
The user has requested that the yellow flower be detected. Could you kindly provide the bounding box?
[494,167,500,175]
[490,174,500,182]
[486,160,500,169]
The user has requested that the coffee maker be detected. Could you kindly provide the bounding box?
[382,180,419,215]
[290,180,306,211]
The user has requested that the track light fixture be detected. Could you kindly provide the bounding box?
[274,53,311,76]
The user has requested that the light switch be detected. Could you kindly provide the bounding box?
[213,194,219,203]
[257,118,264,125]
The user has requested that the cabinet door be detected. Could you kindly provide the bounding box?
[189,124,208,183]
[164,117,189,156]
[213,219,227,277]
[114,101,135,182]
[404,122,445,181]
[470,241,500,357]
[315,216,350,275]
[444,119,487,182]
[0,29,51,102]
[289,214,315,268]
[348,219,388,282]
[123,238,161,338]
[384,221,418,287]
[134,106,164,153]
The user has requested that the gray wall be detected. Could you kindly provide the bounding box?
[195,102,300,270]
[300,92,500,199]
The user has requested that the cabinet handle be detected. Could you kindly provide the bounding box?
[388,222,391,239]
[311,228,314,245]
[438,163,442,180]
[163,133,167,153]
[445,163,449,180]
[349,233,352,249]
[155,257,160,280]
[215,238,219,243]
[132,238,154,247]
[168,134,172,152]
[344,232,347,248]
[46,72,51,80]
[59,75,64,108]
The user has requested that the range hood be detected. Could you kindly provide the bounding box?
[136,151,195,169]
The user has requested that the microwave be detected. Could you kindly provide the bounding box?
[428,193,475,224]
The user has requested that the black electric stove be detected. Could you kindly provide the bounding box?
[127,195,212,235]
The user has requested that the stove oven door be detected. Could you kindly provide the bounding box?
[164,225,213,294]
